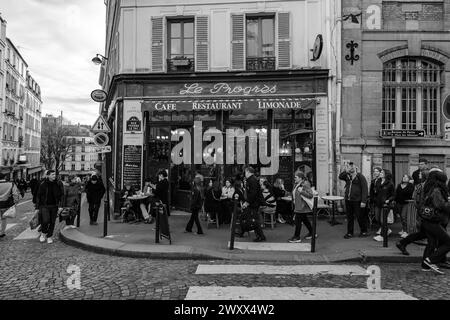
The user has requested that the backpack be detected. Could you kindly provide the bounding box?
[416,186,441,222]
[0,182,14,209]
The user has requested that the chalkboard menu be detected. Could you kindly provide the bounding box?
[123,145,142,190]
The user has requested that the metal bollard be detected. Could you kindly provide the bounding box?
[311,197,318,253]
[382,204,388,248]
[229,199,238,250]
[155,204,160,244]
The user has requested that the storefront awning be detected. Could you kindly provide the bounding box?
[141,98,319,113]
[27,166,43,175]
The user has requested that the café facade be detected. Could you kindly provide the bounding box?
[105,71,331,212]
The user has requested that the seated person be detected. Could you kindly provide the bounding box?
[122,200,138,223]
[261,181,277,216]
[273,178,293,224]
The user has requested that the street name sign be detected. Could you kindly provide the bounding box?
[380,129,425,139]
[92,116,111,133]
[93,146,111,153]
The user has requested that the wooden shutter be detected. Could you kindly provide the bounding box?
[231,14,245,71]
[195,16,209,72]
[277,12,291,69]
[151,17,164,72]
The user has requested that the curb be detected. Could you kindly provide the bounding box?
[60,229,423,264]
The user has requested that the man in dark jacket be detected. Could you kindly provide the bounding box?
[242,167,266,242]
[412,158,428,186]
[151,170,170,218]
[339,162,369,239]
[85,175,106,225]
[35,170,63,244]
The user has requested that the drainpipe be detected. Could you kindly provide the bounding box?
[334,0,342,196]
[325,0,334,196]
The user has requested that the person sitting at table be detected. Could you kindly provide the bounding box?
[149,170,170,218]
[122,200,138,223]
[260,181,277,224]
[204,179,221,223]
[220,178,235,225]
[273,178,293,224]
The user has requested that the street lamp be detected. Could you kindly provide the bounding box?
[92,54,108,65]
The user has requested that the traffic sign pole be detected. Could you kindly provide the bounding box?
[391,124,396,185]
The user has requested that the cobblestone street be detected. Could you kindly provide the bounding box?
[0,196,449,300]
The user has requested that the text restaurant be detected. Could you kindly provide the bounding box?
[112,71,329,212]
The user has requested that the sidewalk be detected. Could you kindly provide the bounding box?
[60,195,426,263]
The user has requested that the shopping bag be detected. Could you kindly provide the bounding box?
[387,209,394,225]
[301,195,315,211]
[29,211,40,230]
[3,206,16,219]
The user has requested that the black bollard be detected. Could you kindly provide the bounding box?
[229,199,238,250]
[311,197,318,253]
[155,204,160,244]
[383,204,388,248]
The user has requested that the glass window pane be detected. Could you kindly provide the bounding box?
[247,19,259,57]
[171,39,181,56]
[184,39,194,56]
[171,23,181,38]
[184,22,194,38]
[262,18,274,56]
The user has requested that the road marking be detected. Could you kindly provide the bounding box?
[185,287,416,300]
[17,200,32,207]
[195,265,368,276]
[13,227,40,240]
[229,242,311,252]
[5,223,18,231]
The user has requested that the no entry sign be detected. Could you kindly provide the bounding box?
[94,132,109,147]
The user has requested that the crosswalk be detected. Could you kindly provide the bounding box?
[185,264,416,300]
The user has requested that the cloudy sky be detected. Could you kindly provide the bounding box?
[1,0,106,125]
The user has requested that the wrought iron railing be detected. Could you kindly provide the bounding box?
[167,58,195,73]
[246,57,276,71]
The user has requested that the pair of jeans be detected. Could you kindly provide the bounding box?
[40,206,58,238]
[395,203,409,231]
[249,207,265,239]
[421,220,450,265]
[186,208,203,234]
[88,202,101,223]
[346,201,367,235]
[293,212,312,238]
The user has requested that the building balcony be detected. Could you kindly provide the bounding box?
[167,57,195,73]
[246,57,276,71]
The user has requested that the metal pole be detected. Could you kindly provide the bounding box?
[392,137,396,186]
[229,199,238,250]
[155,204,160,244]
[383,204,388,248]
[103,153,109,238]
[311,197,318,253]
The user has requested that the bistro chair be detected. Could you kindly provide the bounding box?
[261,207,276,229]
[205,205,220,229]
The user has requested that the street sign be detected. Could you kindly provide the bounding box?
[92,116,111,133]
[91,89,108,103]
[94,132,109,147]
[93,146,111,153]
[380,129,425,139]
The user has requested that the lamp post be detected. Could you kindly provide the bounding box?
[92,54,108,65]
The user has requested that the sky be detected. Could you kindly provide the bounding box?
[1,0,106,125]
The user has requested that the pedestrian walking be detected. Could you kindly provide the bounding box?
[412,158,428,186]
[185,176,204,235]
[204,179,221,224]
[339,162,369,239]
[0,173,20,239]
[35,170,63,244]
[242,167,266,242]
[373,169,395,242]
[288,171,315,243]
[17,178,27,198]
[150,170,170,217]
[29,177,38,199]
[85,175,106,225]
[61,175,82,230]
[394,174,414,238]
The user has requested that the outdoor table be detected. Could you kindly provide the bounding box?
[321,195,344,226]
[127,194,152,218]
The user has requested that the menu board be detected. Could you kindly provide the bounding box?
[123,145,142,190]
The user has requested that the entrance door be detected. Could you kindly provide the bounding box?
[382,154,409,185]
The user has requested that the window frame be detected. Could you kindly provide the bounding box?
[245,14,276,59]
[167,18,195,60]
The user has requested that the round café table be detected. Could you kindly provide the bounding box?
[321,195,344,226]
[127,194,152,220]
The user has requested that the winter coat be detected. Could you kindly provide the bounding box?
[245,175,263,209]
[394,183,414,205]
[153,179,169,205]
[85,180,106,204]
[339,172,368,204]
[424,187,450,225]
[369,178,381,205]
[190,187,204,212]
[35,180,63,208]
[374,180,395,208]
[64,182,81,208]
[292,180,313,214]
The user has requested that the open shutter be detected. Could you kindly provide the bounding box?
[277,12,291,69]
[195,16,209,72]
[151,17,164,72]
[231,14,245,71]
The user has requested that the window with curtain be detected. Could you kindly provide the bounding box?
[246,15,275,71]
[382,58,443,136]
[167,18,195,72]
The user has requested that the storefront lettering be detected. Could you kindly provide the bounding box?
[258,101,303,109]
[154,102,177,111]
[192,101,242,110]
[180,83,278,96]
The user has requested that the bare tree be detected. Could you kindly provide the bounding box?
[40,125,73,175]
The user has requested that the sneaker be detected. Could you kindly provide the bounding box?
[39,234,46,243]
[47,237,53,244]
[359,232,369,238]
[304,234,318,240]
[398,230,405,236]
[396,241,410,256]
[288,237,302,243]
[401,232,409,239]
[344,234,353,239]
[373,235,384,242]
[277,217,286,224]
[376,228,381,235]
[423,258,445,275]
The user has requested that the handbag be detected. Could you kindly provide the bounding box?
[301,195,314,211]
[387,209,394,224]
[3,206,16,219]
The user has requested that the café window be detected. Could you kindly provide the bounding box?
[167,19,195,72]
[382,58,443,136]
[71,164,75,171]
[246,15,275,71]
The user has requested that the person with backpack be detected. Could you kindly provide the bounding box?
[0,173,20,238]
[35,170,63,244]
[185,176,204,235]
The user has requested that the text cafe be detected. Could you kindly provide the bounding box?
[112,71,330,212]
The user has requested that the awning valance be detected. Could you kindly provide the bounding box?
[27,166,43,175]
[141,97,318,113]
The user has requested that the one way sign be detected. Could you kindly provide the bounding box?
[92,116,111,133]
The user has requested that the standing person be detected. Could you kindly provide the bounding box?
[242,167,266,242]
[419,169,450,274]
[0,173,20,239]
[289,171,315,243]
[150,170,170,217]
[220,178,235,225]
[62,175,82,230]
[204,179,221,223]
[373,169,395,242]
[413,158,428,186]
[394,174,415,238]
[85,175,106,225]
[29,177,39,200]
[18,178,27,198]
[185,176,204,235]
[35,170,63,244]
[339,162,369,239]
[369,167,382,211]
